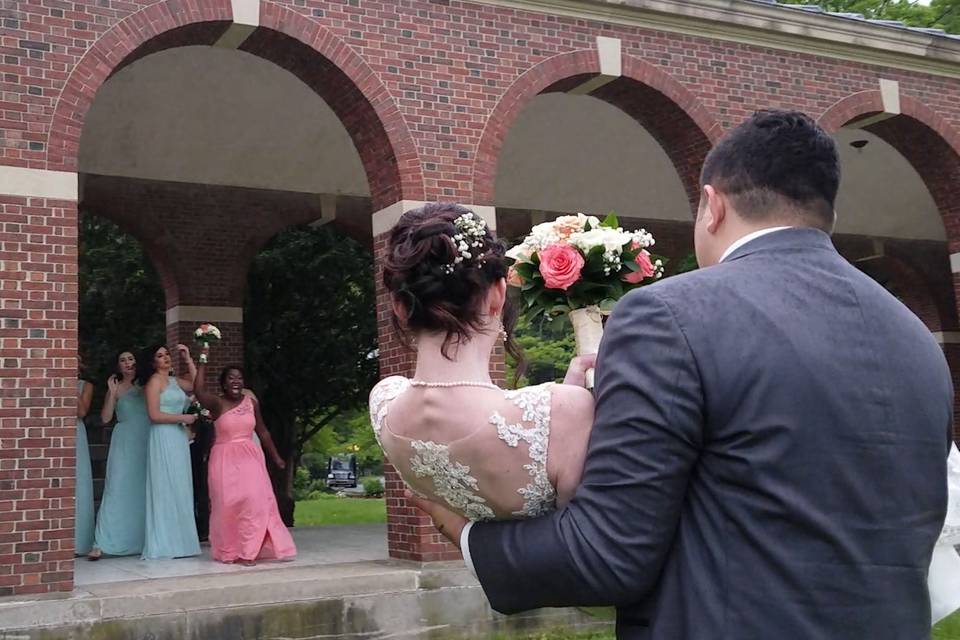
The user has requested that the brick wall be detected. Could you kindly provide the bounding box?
[0,196,77,596]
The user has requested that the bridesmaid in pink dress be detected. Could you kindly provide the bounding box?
[194,349,296,565]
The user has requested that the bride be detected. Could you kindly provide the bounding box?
[369,202,596,518]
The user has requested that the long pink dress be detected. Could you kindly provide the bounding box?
[208,395,296,563]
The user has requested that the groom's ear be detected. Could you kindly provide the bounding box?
[703,184,726,234]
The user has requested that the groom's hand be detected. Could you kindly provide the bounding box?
[405,490,467,547]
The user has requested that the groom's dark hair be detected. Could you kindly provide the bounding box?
[700,110,840,230]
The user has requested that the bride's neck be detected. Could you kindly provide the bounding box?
[413,330,496,383]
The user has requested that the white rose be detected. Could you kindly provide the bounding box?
[506,244,533,262]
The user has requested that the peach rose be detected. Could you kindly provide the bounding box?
[538,244,584,290]
[506,266,523,288]
[623,249,655,284]
[554,215,584,241]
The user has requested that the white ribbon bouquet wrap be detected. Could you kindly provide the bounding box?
[569,305,607,388]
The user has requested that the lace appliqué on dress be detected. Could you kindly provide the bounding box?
[490,384,556,518]
[368,377,411,445]
[409,440,495,522]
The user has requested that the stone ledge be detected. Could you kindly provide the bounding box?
[0,560,605,639]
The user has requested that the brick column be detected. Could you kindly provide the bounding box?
[0,167,79,595]
[374,201,502,562]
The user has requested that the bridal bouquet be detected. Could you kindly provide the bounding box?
[506,213,663,385]
[193,323,222,363]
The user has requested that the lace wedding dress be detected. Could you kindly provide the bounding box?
[369,376,557,521]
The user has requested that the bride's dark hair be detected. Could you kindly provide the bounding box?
[382,202,523,365]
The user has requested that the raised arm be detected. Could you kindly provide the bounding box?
[174,344,196,394]
[251,398,285,469]
[145,375,198,426]
[192,346,222,416]
[77,381,94,418]
[469,287,704,612]
[99,375,120,424]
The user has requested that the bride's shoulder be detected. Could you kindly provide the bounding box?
[368,376,410,426]
[547,383,594,430]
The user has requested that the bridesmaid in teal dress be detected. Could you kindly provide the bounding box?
[75,355,95,556]
[88,351,150,559]
[138,344,201,559]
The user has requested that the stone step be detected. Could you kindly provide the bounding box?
[0,560,606,639]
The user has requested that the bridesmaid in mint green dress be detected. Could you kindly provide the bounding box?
[138,344,201,560]
[88,351,150,559]
[75,355,95,556]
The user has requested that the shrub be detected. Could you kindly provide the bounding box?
[363,477,384,498]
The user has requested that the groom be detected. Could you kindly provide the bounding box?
[411,111,953,638]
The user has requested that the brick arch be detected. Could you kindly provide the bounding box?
[471,51,723,212]
[46,0,423,210]
[819,92,960,252]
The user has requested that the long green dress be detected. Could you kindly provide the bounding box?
[92,386,150,556]
[142,377,200,559]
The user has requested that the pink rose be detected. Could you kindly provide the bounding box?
[538,244,584,290]
[623,249,655,284]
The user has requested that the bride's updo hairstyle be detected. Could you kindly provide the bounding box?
[383,202,522,363]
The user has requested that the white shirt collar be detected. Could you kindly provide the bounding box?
[719,227,792,263]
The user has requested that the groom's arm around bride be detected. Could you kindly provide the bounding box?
[419,111,954,640]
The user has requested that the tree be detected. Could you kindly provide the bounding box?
[243,225,379,525]
[79,213,166,401]
[778,0,960,34]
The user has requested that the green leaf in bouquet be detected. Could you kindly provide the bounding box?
[602,212,619,228]
[599,298,617,313]
[550,304,572,316]
[609,279,625,298]
[623,258,642,272]
[514,262,537,279]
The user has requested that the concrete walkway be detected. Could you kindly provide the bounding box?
[76,524,389,586]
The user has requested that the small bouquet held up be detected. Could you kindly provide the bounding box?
[186,400,213,424]
[185,399,213,442]
[506,213,664,387]
[193,323,222,363]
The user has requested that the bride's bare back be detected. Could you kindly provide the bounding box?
[370,376,594,521]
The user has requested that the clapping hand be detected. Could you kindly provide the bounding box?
[106,374,120,395]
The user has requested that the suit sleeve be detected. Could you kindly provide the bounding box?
[470,287,704,613]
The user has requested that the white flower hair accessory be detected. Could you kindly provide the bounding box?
[442,212,488,275]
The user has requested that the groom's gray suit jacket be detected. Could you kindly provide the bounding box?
[470,228,953,639]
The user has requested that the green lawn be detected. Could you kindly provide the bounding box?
[935,610,960,640]
[295,495,386,527]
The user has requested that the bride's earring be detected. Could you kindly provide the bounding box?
[498,320,508,342]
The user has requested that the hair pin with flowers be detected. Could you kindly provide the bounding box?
[442,212,488,275]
